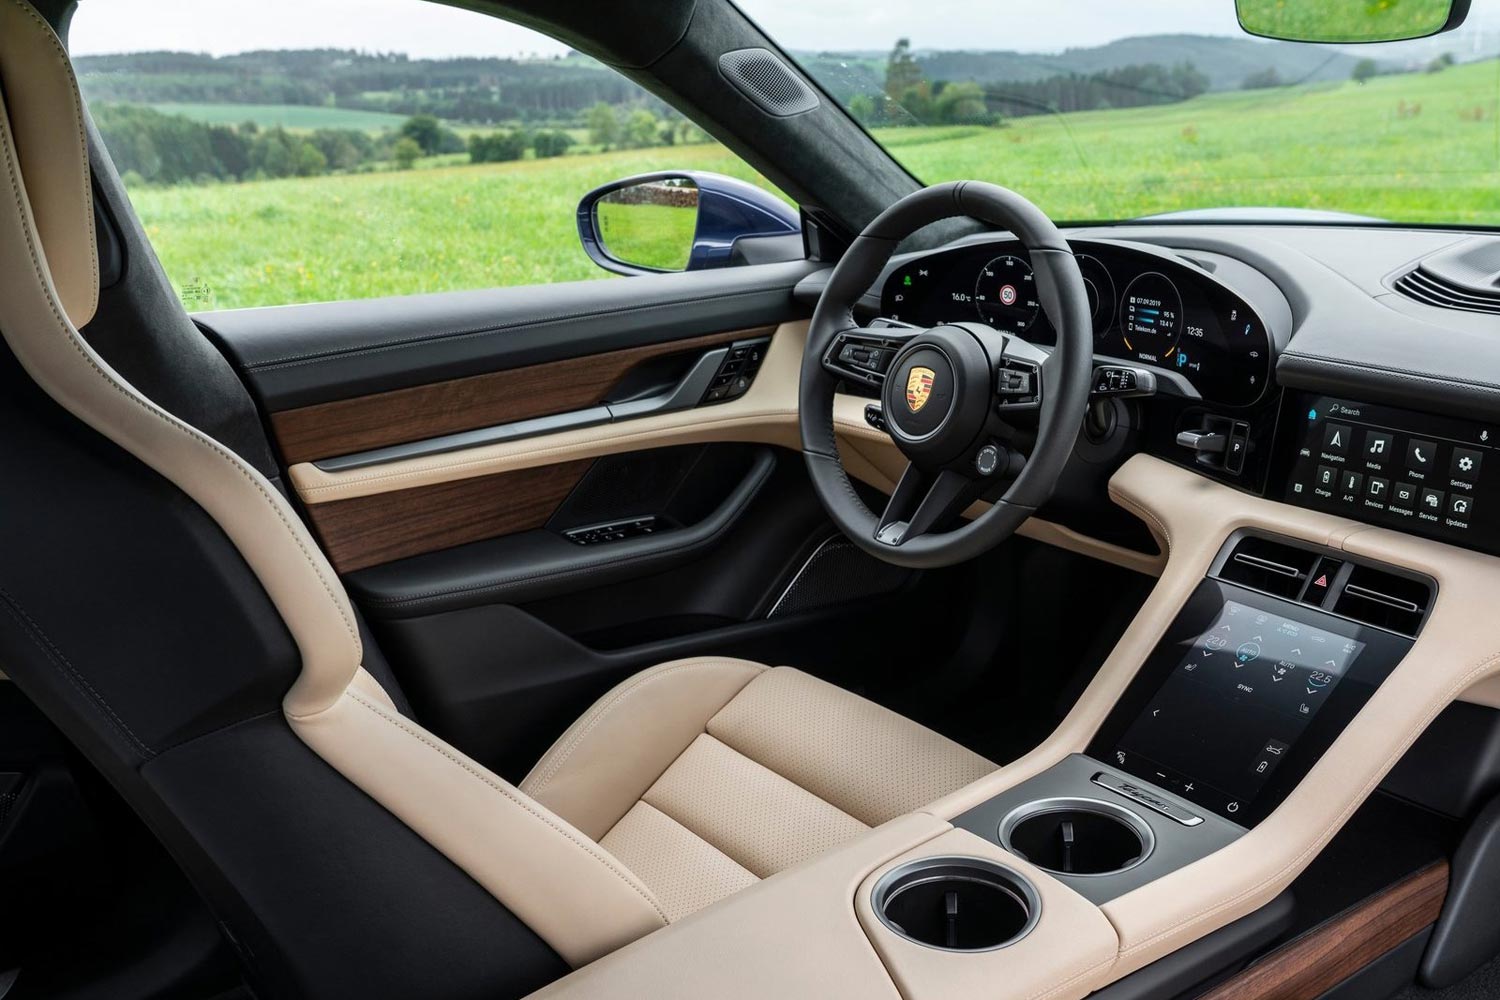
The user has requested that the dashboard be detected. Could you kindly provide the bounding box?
[879,239,1273,407]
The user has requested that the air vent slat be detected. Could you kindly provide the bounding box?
[1394,265,1500,316]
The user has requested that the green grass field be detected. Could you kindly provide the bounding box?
[148,102,414,131]
[125,60,1500,310]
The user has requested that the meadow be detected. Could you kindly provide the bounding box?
[123,60,1500,311]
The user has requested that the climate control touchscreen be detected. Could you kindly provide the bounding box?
[1112,599,1364,821]
[1283,394,1500,554]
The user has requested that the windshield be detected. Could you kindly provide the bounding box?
[737,0,1500,226]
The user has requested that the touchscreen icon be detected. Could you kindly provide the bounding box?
[1235,641,1261,665]
[1366,432,1392,459]
[1406,438,1437,474]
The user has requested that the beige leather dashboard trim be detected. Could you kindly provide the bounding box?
[923,453,1500,982]
[855,829,1120,1000]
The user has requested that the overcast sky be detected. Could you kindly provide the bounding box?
[69,0,1248,57]
[67,0,1497,57]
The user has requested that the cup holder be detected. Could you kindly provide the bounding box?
[1000,797,1154,877]
[872,856,1040,952]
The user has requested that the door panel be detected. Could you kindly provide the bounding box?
[203,262,924,777]
[267,326,766,465]
[198,260,819,409]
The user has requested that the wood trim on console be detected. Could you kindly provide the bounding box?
[1197,861,1448,1000]
[303,458,592,572]
[270,327,771,465]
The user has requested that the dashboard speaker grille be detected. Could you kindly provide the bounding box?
[718,48,819,117]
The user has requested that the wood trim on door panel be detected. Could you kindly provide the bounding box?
[304,459,592,572]
[1198,861,1448,1000]
[271,327,773,465]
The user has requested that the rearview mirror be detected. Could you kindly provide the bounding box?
[1236,0,1470,43]
[577,171,800,276]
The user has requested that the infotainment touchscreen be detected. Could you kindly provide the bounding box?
[1281,393,1500,555]
[1110,599,1364,820]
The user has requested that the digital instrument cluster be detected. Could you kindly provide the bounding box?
[880,239,1272,406]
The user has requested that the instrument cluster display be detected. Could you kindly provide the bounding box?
[881,239,1272,406]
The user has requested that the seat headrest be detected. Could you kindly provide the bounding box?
[0,0,99,328]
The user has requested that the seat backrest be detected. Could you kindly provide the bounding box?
[0,0,664,991]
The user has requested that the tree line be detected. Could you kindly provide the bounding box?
[850,39,1210,125]
[76,48,672,124]
[94,105,581,186]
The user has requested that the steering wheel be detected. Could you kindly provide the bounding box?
[800,181,1092,569]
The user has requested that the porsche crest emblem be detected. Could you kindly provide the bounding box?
[905,367,936,413]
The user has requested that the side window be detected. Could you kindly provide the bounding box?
[72,1,789,310]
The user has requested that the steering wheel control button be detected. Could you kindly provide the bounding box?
[974,444,1000,477]
[863,404,887,433]
[995,358,1040,408]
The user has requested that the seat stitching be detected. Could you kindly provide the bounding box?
[605,799,759,886]
[0,586,153,758]
[5,0,98,316]
[345,691,670,924]
[1107,485,1173,552]
[641,735,867,879]
[0,116,361,654]
[527,657,762,795]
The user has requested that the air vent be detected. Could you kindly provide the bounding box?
[1393,237,1500,315]
[1332,565,1431,637]
[718,48,820,117]
[1218,536,1318,600]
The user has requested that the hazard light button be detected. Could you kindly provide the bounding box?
[1302,557,1343,607]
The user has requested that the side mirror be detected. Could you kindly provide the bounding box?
[1236,0,1470,43]
[577,171,800,276]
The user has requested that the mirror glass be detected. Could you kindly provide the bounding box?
[594,177,700,272]
[1236,0,1457,43]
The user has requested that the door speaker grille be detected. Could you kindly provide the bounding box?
[719,48,819,117]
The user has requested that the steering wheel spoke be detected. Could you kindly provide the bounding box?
[875,465,976,547]
[820,326,917,389]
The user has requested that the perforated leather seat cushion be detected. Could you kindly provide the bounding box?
[522,660,995,921]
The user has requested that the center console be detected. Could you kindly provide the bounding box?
[941,531,1430,912]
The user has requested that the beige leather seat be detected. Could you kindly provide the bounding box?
[0,0,992,972]
[521,658,995,922]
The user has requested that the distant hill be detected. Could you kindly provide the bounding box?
[73,34,1375,129]
[74,48,656,125]
[798,33,1365,101]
